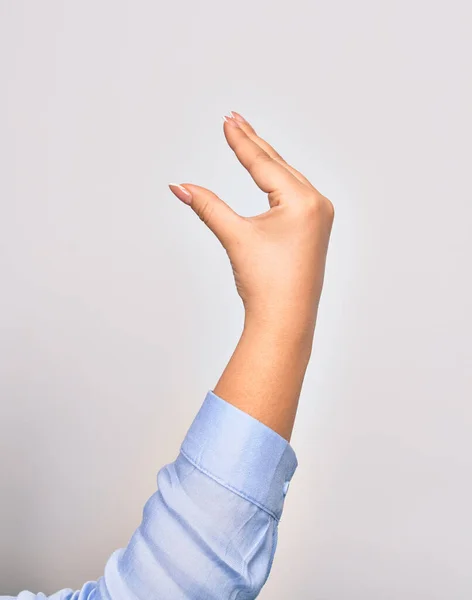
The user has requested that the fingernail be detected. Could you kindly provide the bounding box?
[230,111,248,124]
[169,183,192,205]
[222,114,241,128]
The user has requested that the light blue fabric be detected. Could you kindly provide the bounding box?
[2,390,298,600]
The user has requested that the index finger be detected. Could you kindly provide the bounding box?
[223,116,302,196]
[230,111,317,191]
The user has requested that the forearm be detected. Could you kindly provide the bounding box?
[214,309,317,442]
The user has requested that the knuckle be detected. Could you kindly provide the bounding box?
[197,200,214,226]
[323,197,335,221]
[272,150,285,162]
[302,193,335,221]
[250,150,271,169]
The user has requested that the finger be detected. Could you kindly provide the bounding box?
[223,117,302,195]
[168,183,244,249]
[230,111,316,190]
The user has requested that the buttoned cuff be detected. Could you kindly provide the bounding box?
[180,390,298,521]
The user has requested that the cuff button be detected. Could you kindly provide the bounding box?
[283,481,290,496]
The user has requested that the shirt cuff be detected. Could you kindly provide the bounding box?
[180,390,298,521]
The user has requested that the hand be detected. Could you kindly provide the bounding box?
[169,112,334,345]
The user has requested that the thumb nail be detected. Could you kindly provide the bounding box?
[169,183,192,205]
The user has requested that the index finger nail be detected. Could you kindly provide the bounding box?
[230,111,248,124]
[223,114,241,128]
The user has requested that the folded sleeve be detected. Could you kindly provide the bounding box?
[3,391,298,600]
[180,390,298,522]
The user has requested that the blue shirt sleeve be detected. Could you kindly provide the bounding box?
[2,391,298,600]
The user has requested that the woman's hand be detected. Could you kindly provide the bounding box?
[169,112,335,440]
[169,112,334,348]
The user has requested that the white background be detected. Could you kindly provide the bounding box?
[1,1,471,597]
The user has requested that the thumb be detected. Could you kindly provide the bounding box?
[169,183,243,248]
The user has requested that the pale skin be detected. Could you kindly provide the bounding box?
[169,111,334,442]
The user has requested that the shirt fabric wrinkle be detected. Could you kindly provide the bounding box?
[2,391,298,600]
